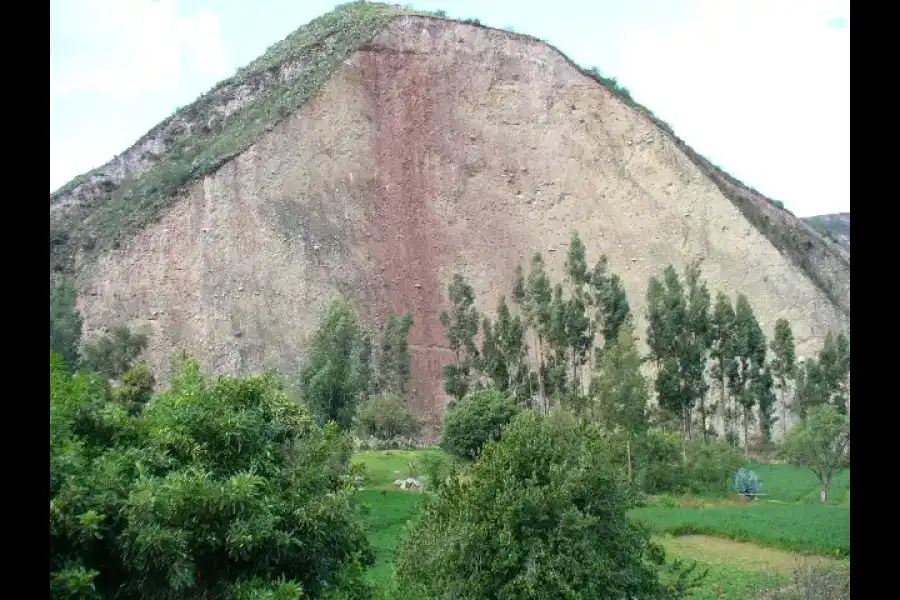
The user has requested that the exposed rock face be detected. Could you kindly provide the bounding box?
[63,16,849,430]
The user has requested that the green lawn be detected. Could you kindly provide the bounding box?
[352,448,451,489]
[748,462,850,504]
[630,503,850,557]
[354,489,422,590]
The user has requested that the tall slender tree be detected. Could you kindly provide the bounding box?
[440,274,480,402]
[299,297,373,430]
[753,364,778,442]
[645,263,711,441]
[478,296,531,403]
[513,254,552,412]
[375,312,414,396]
[709,293,736,441]
[591,323,649,481]
[50,278,83,369]
[818,332,850,413]
[683,261,713,442]
[589,255,631,361]
[769,318,797,437]
[728,294,767,455]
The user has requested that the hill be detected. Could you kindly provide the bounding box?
[804,212,850,247]
[49,2,850,425]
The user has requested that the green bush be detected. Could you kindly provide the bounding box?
[79,324,148,380]
[420,451,455,491]
[440,388,520,460]
[50,353,374,598]
[355,393,419,440]
[686,440,745,496]
[635,430,688,494]
[396,412,698,599]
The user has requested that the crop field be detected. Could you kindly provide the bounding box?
[630,503,850,557]
[352,450,850,599]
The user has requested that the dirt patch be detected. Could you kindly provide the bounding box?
[657,534,848,575]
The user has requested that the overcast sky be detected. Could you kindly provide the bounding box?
[50,0,849,217]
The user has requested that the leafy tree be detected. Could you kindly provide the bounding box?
[682,262,713,441]
[645,262,712,441]
[112,362,156,416]
[753,364,778,442]
[50,278,83,368]
[818,332,850,413]
[686,441,745,496]
[299,297,372,430]
[589,258,631,357]
[513,253,552,412]
[355,392,419,440]
[440,274,480,402]
[440,388,519,460]
[709,293,736,441]
[794,357,828,417]
[591,323,649,481]
[769,318,797,437]
[374,312,414,396]
[782,404,850,503]
[80,325,149,380]
[728,294,767,454]
[478,296,532,402]
[50,354,374,599]
[397,411,699,599]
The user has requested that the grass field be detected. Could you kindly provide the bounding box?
[630,503,850,557]
[351,450,850,599]
[748,462,850,504]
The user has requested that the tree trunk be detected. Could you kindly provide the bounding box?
[626,438,633,483]
[699,393,707,443]
[820,485,829,504]
[536,336,546,414]
[742,409,750,458]
[781,386,787,439]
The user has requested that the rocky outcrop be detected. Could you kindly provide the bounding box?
[54,11,850,430]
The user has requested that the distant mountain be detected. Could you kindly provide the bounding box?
[804,213,850,247]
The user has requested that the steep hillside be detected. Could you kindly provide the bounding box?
[50,3,850,426]
[804,212,850,247]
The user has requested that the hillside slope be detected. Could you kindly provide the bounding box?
[50,6,850,426]
[804,212,850,247]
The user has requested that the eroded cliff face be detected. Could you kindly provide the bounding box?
[73,17,849,430]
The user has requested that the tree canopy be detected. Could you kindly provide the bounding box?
[50,354,374,599]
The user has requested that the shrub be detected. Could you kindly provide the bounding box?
[635,430,688,494]
[420,452,455,491]
[440,388,520,460]
[355,393,419,439]
[79,324,148,380]
[395,412,698,599]
[757,564,849,600]
[353,435,425,451]
[50,354,374,598]
[734,467,762,498]
[686,441,745,496]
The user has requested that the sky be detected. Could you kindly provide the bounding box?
[50,0,850,217]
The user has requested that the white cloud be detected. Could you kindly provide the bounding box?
[50,0,227,101]
[617,0,849,216]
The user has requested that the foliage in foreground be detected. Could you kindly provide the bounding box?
[439,388,520,460]
[396,411,702,599]
[50,354,374,599]
[756,563,850,600]
[629,503,850,557]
